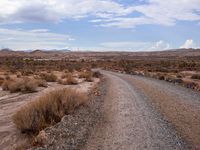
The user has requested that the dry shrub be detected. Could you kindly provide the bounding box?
[191,74,200,80]
[66,74,78,85]
[79,71,93,82]
[59,73,78,85]
[40,73,57,82]
[35,79,48,87]
[21,70,34,76]
[92,71,102,78]
[13,88,87,134]
[61,73,68,79]
[2,78,38,93]
[58,78,78,85]
[2,79,12,90]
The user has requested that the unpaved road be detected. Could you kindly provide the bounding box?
[84,70,200,150]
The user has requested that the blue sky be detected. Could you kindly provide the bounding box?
[0,0,199,51]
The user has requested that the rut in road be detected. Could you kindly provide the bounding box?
[84,71,187,150]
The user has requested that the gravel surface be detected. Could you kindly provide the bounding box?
[84,71,189,150]
[32,79,107,150]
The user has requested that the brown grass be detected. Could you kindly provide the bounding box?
[12,88,87,134]
[35,79,48,87]
[2,79,13,90]
[79,71,93,82]
[58,73,78,85]
[2,78,38,93]
[40,73,57,82]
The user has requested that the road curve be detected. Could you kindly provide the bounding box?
[84,70,200,150]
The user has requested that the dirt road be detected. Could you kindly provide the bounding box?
[84,70,200,150]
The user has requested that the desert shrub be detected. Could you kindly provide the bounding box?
[8,80,24,93]
[2,80,12,90]
[191,74,200,80]
[2,78,38,93]
[40,73,57,82]
[79,71,93,82]
[58,74,78,85]
[92,71,102,78]
[61,73,72,79]
[21,70,34,76]
[66,74,78,85]
[22,80,37,93]
[12,88,87,134]
[35,79,48,87]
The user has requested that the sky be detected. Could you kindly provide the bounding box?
[0,0,200,51]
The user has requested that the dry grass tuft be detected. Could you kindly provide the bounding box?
[2,78,38,93]
[79,71,93,82]
[40,73,57,82]
[12,88,87,134]
[35,79,48,87]
[58,73,78,85]
[2,79,13,90]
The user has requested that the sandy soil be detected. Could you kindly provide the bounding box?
[0,78,99,150]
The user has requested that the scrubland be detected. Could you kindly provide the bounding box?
[0,57,102,149]
[0,50,200,149]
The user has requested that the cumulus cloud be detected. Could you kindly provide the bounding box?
[0,0,132,24]
[0,28,74,50]
[0,0,200,28]
[149,40,170,51]
[180,39,196,48]
[94,0,200,28]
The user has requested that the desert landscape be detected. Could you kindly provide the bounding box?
[1,0,200,149]
[0,49,200,149]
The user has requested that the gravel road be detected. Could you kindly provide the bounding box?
[84,70,200,150]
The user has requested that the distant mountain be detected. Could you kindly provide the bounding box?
[0,48,13,52]
[0,48,199,59]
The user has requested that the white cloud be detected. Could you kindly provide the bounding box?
[94,0,200,28]
[180,39,197,48]
[0,28,74,50]
[0,0,132,24]
[0,0,200,28]
[149,40,170,51]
